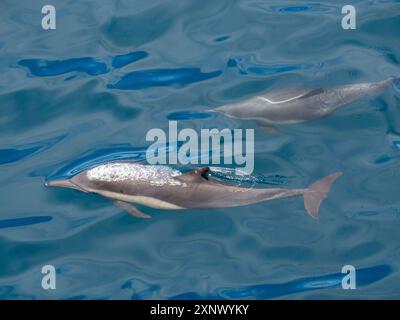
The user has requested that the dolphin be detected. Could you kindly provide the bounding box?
[45,162,342,219]
[212,78,397,131]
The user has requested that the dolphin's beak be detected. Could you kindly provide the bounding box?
[45,179,78,189]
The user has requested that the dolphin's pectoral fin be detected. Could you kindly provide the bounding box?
[256,122,280,133]
[112,200,152,219]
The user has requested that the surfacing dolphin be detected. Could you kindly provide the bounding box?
[212,78,398,132]
[45,162,342,219]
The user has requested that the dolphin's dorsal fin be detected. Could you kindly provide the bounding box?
[179,167,210,181]
[260,87,323,104]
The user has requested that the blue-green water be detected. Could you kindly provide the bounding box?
[1,0,400,299]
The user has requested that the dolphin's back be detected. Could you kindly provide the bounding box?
[214,79,392,124]
[214,87,333,123]
[167,177,296,209]
[72,164,290,209]
[47,163,342,219]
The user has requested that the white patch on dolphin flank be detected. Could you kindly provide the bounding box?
[259,93,306,104]
[96,190,185,210]
[87,162,186,186]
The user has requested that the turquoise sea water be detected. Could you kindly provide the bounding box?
[1,0,400,299]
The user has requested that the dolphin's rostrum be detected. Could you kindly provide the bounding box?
[45,162,342,219]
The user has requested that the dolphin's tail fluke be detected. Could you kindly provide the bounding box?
[303,172,342,219]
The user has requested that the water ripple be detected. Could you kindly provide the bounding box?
[1,0,399,300]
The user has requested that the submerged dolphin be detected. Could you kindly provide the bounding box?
[45,162,342,219]
[212,78,397,131]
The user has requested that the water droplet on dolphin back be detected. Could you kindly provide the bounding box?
[86,162,185,186]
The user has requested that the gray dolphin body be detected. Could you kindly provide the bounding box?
[213,79,395,131]
[45,162,342,219]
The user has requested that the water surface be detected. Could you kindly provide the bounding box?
[1,0,400,299]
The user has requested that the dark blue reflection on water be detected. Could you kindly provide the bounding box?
[271,3,338,13]
[19,51,149,78]
[214,35,230,42]
[19,58,108,77]
[108,68,222,90]
[0,135,66,165]
[227,57,310,76]
[0,216,52,229]
[170,265,392,300]
[246,65,303,75]
[111,51,148,68]
[0,146,42,165]
[167,111,212,120]
[18,54,221,91]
